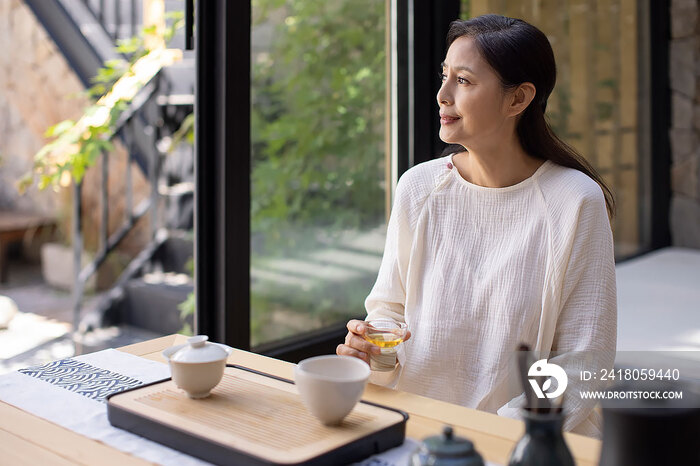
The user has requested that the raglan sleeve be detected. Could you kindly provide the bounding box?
[547,187,617,435]
[364,174,414,324]
[498,185,617,437]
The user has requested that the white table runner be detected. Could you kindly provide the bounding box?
[0,349,210,465]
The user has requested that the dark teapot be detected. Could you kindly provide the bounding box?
[410,425,485,466]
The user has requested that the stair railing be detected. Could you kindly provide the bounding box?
[71,48,182,345]
[80,0,141,42]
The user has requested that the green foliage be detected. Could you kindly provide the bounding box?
[178,290,195,336]
[85,59,129,100]
[251,0,386,252]
[461,0,471,18]
[168,113,195,152]
[250,262,375,346]
[547,87,574,139]
[177,256,195,336]
[17,13,184,194]
[596,102,614,121]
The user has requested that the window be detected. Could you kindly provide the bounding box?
[250,1,390,348]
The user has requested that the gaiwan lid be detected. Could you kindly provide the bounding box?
[170,335,230,363]
[413,426,484,466]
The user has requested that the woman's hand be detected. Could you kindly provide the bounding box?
[336,319,411,365]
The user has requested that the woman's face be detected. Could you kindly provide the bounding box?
[437,36,512,150]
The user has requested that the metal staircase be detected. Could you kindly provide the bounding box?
[25,0,195,340]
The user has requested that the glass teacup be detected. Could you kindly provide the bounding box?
[363,319,408,371]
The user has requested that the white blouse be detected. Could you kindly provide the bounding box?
[365,154,617,437]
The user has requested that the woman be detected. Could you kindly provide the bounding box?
[336,14,617,437]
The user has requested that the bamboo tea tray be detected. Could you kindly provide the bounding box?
[107,365,408,465]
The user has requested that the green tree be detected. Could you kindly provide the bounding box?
[251,0,386,252]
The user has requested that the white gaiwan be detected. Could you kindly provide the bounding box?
[162,335,233,398]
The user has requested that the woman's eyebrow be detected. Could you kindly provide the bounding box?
[440,61,475,74]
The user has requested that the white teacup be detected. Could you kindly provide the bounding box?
[294,355,370,426]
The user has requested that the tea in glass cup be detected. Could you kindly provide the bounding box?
[363,319,408,371]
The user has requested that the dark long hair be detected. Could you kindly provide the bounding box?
[442,15,615,218]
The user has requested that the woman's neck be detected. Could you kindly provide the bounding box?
[452,137,544,188]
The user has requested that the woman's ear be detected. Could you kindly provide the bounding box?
[507,82,536,117]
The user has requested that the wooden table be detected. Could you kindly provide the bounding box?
[0,335,602,465]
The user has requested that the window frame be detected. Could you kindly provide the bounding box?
[194,0,251,349]
[646,0,671,251]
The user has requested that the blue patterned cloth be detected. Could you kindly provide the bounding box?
[18,358,143,402]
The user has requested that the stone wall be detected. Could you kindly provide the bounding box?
[670,0,700,248]
[0,0,77,215]
[0,0,150,258]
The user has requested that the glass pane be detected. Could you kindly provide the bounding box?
[251,1,389,346]
[463,0,644,259]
